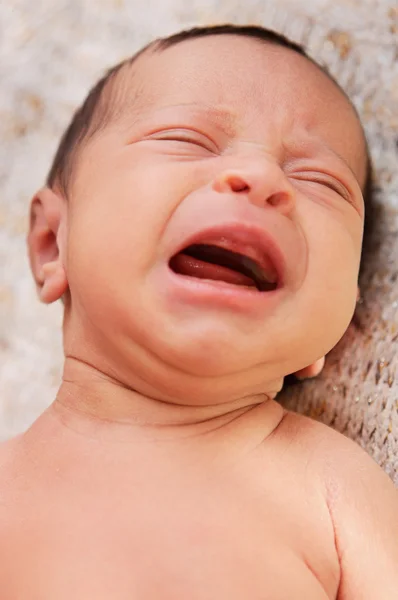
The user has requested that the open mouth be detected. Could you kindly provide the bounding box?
[169,243,278,292]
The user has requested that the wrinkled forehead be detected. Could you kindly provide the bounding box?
[110,35,367,184]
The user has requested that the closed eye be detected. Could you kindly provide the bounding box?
[312,177,347,197]
[144,129,218,153]
[291,172,352,203]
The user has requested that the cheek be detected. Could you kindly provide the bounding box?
[299,210,362,342]
[300,195,363,278]
[65,149,210,315]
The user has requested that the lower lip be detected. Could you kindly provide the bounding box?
[161,266,283,314]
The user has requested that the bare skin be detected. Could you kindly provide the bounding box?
[0,401,338,599]
[0,382,397,599]
[0,34,397,598]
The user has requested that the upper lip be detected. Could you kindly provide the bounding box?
[170,223,286,288]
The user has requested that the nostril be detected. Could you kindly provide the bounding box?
[228,175,250,193]
[268,193,282,207]
[213,172,250,194]
[267,192,292,209]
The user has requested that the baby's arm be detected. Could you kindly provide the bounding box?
[324,437,398,599]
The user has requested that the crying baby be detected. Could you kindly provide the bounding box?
[0,24,397,600]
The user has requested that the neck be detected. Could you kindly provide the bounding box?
[45,357,284,442]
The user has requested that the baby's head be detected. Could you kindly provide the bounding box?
[28,25,371,405]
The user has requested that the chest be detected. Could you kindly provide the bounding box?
[1,472,336,599]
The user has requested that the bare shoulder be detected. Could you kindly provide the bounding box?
[270,407,355,469]
[0,435,26,514]
[0,434,37,585]
[0,437,23,554]
[275,407,397,506]
[278,408,391,478]
[0,435,23,477]
[280,409,398,596]
[283,407,398,506]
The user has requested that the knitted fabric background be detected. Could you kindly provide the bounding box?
[1,0,397,483]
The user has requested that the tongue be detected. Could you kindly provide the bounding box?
[170,253,257,287]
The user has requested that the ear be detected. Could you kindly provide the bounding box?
[27,187,68,304]
[294,356,325,380]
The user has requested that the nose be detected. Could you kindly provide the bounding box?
[212,159,295,216]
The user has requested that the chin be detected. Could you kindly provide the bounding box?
[175,351,242,379]
[146,320,278,380]
[165,338,248,378]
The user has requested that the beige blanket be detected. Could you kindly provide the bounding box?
[0,0,397,484]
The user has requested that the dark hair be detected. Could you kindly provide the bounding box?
[46,23,373,258]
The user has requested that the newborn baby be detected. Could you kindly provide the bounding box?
[1,24,397,599]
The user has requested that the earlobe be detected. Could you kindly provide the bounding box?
[38,260,68,303]
[27,187,68,304]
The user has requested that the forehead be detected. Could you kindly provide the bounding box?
[115,35,366,184]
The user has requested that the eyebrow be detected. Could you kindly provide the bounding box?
[311,142,364,190]
[182,103,238,135]
[331,149,364,189]
[129,102,238,136]
[287,130,364,190]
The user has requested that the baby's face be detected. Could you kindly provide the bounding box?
[63,35,366,400]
